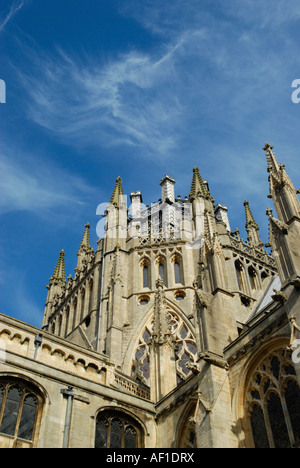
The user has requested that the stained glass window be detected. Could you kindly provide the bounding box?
[131,310,197,385]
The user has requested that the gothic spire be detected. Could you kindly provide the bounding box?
[78,223,93,255]
[189,167,209,200]
[244,201,263,248]
[76,223,94,271]
[263,143,300,224]
[263,142,280,174]
[244,201,259,231]
[110,176,125,207]
[49,250,66,286]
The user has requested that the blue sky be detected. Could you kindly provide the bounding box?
[1,0,300,327]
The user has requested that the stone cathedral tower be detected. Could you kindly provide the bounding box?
[1,144,300,448]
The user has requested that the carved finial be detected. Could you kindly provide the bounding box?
[263,142,274,152]
[263,142,281,176]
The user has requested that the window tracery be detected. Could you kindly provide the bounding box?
[131,310,197,385]
[245,348,300,448]
[0,378,43,447]
[95,411,143,448]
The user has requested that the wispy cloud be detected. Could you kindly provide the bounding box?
[0,0,24,33]
[18,42,186,158]
[0,144,97,218]
[13,0,300,210]
[121,0,300,36]
[16,0,296,166]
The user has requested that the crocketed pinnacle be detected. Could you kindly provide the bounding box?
[110,176,124,207]
[244,201,259,231]
[78,223,93,254]
[263,142,280,173]
[50,250,66,286]
[189,167,209,201]
[151,279,171,344]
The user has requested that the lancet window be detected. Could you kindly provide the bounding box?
[248,266,258,290]
[141,258,150,289]
[155,255,166,286]
[235,260,245,292]
[171,253,183,285]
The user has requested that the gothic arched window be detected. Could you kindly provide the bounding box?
[95,411,143,448]
[248,266,258,290]
[131,310,197,385]
[143,266,149,288]
[158,263,165,283]
[141,258,150,289]
[0,377,43,447]
[80,289,85,322]
[174,261,181,284]
[177,405,197,448]
[235,260,245,291]
[245,348,300,448]
[171,254,183,285]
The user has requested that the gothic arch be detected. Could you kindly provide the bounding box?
[0,373,47,448]
[0,372,49,402]
[171,252,184,285]
[234,336,300,448]
[154,254,167,286]
[94,406,146,448]
[127,302,197,386]
[176,400,197,448]
[235,259,246,292]
[140,256,151,289]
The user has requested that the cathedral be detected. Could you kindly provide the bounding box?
[1,143,300,448]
